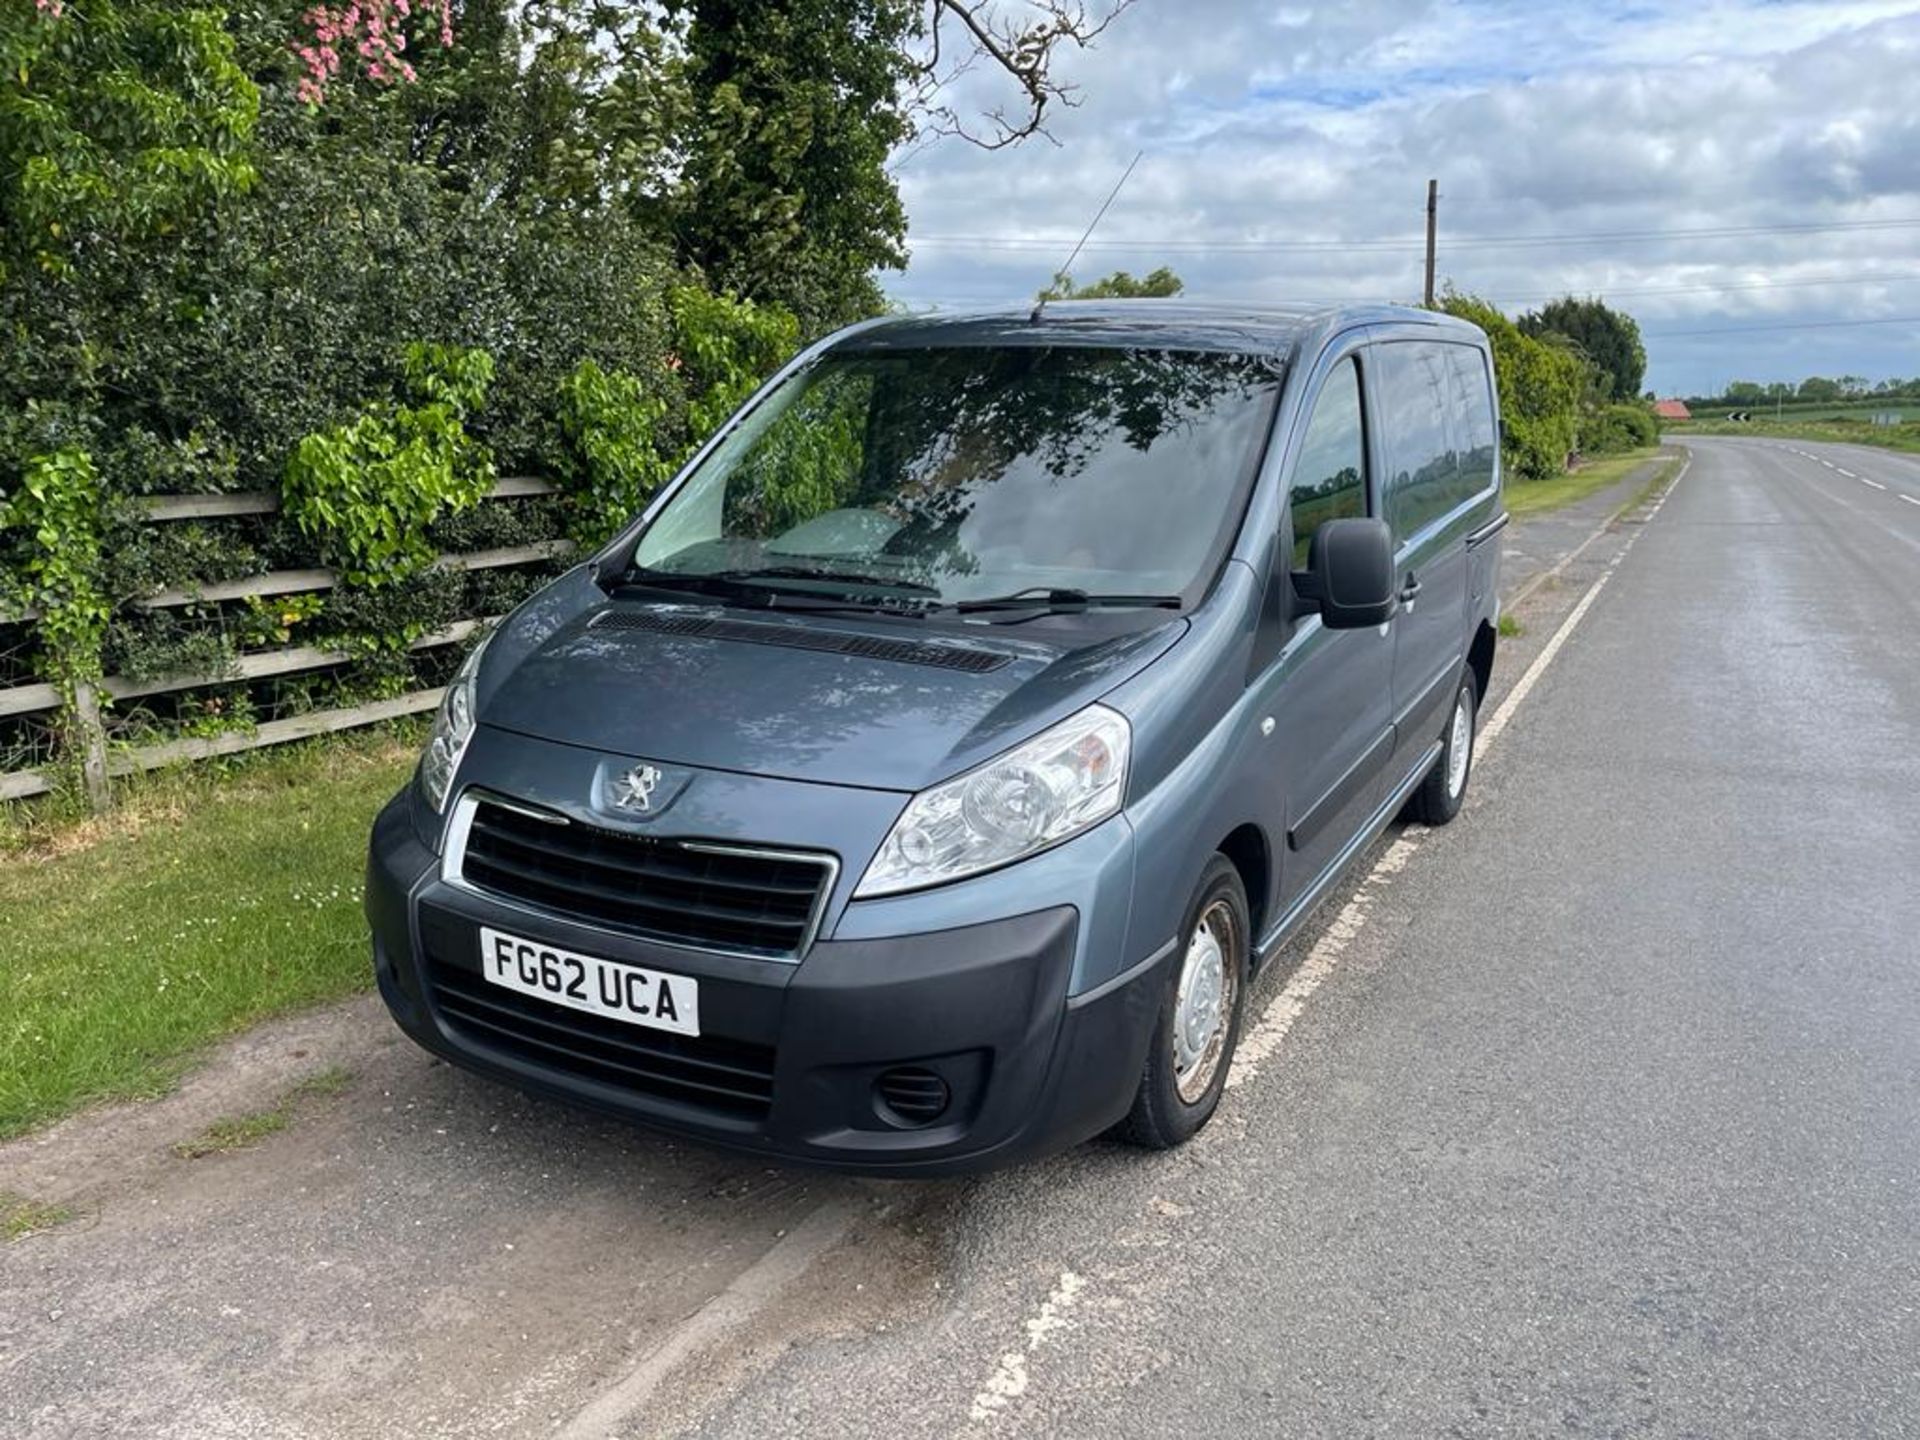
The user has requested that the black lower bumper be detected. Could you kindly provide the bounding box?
[368,796,1167,1175]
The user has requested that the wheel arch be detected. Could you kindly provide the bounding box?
[1215,823,1272,956]
[1467,618,1497,706]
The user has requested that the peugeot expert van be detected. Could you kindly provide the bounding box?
[366,302,1506,1174]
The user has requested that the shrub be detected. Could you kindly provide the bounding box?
[1584,402,1659,455]
[558,361,675,547]
[282,344,497,587]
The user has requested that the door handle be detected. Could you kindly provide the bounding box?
[1399,574,1422,602]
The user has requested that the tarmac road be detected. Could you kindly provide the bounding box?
[5,439,1916,1438]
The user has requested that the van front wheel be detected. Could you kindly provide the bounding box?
[1410,670,1478,826]
[1115,856,1250,1150]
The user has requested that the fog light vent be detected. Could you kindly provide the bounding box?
[875,1066,950,1127]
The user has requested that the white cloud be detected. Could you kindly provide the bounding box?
[889,1,1920,392]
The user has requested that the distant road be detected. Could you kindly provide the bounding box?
[1736,432,1920,513]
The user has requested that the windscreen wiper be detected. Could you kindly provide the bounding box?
[714,565,940,597]
[951,587,1184,616]
[611,567,927,617]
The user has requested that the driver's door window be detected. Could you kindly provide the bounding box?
[1289,358,1368,567]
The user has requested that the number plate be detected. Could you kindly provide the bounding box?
[478,927,700,1037]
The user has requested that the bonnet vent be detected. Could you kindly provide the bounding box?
[591,609,1011,674]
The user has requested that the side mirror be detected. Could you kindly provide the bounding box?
[1291,517,1397,629]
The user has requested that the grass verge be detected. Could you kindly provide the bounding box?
[2,1190,78,1241]
[173,1066,354,1159]
[1504,447,1665,519]
[0,727,420,1139]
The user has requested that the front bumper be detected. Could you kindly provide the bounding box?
[368,794,1169,1175]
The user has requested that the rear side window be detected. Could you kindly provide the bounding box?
[1288,357,1367,568]
[1446,346,1498,499]
[1374,342,1459,540]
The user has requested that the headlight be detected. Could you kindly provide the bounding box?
[855,704,1131,898]
[420,633,491,814]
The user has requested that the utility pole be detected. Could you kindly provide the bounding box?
[1423,178,1438,308]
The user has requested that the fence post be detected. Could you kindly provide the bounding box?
[71,681,111,813]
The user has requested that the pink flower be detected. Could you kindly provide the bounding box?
[294,0,452,104]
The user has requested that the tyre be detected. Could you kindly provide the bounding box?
[1115,855,1251,1150]
[1410,669,1478,826]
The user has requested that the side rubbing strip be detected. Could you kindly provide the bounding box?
[1288,727,1394,854]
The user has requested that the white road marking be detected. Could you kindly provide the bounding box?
[1226,835,1421,1091]
[1480,557,1622,752]
[1837,468,1857,478]
[1821,460,1837,469]
[1862,478,1887,490]
[1901,494,1920,507]
[967,1270,1086,1426]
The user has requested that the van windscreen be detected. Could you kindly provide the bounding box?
[631,346,1283,608]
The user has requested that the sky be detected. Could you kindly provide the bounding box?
[885,0,1920,397]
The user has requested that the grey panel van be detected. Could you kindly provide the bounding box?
[366,302,1506,1173]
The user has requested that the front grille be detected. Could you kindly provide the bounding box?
[456,797,832,959]
[428,960,775,1120]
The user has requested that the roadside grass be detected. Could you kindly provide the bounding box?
[1667,417,1920,455]
[1505,446,1665,519]
[0,727,420,1139]
[2,1190,78,1241]
[1497,613,1524,638]
[173,1065,354,1159]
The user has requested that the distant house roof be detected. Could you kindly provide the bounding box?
[1652,399,1691,420]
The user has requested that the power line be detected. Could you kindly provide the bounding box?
[1644,315,1920,338]
[1486,272,1920,304]
[1268,272,1920,308]
[909,216,1920,255]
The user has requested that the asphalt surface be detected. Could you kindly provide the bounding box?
[5,436,1917,1438]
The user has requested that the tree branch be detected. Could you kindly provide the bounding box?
[909,0,1135,151]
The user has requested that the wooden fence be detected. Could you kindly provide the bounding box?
[0,479,572,805]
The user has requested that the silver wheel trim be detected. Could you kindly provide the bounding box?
[1172,899,1240,1104]
[1446,687,1474,800]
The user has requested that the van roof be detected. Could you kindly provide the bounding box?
[836,300,1483,360]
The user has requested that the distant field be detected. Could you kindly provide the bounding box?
[1679,399,1916,423]
[1665,414,1920,455]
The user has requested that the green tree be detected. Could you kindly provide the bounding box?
[669,0,914,330]
[1039,266,1184,301]
[1797,376,1842,402]
[1519,295,1647,402]
[0,2,259,282]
